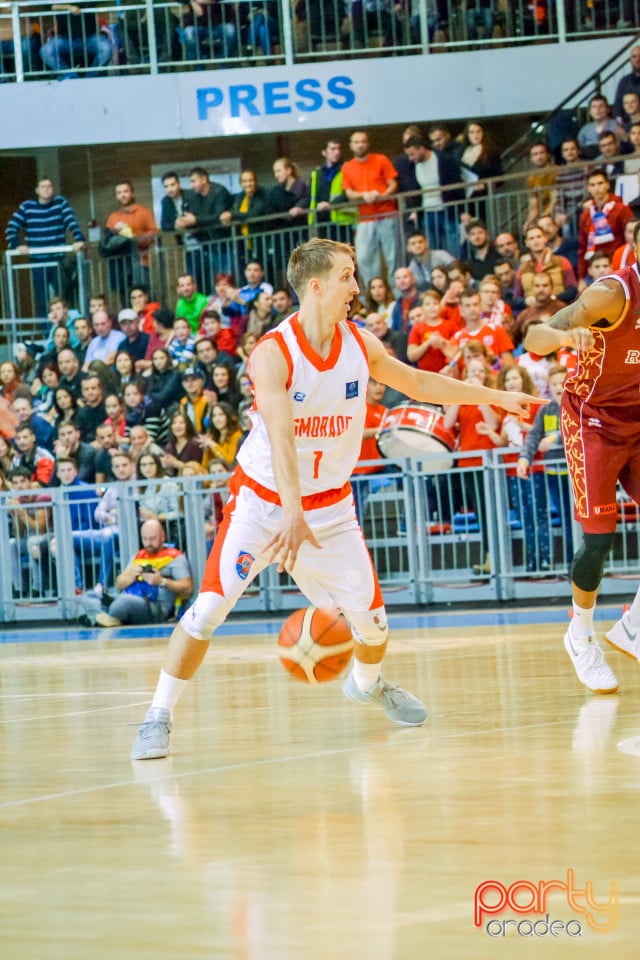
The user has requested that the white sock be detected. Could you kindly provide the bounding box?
[352,658,381,692]
[626,590,640,630]
[571,601,595,640]
[150,670,189,718]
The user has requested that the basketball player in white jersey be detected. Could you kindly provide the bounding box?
[131,239,544,759]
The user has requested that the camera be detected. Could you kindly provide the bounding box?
[141,564,155,574]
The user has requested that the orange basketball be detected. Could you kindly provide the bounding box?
[278,607,354,684]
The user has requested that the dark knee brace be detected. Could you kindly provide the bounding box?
[570,532,616,592]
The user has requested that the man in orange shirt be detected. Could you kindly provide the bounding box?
[105,180,159,303]
[341,131,399,289]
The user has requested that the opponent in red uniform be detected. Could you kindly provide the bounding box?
[526,223,640,695]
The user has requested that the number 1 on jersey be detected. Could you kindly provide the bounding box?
[312,450,323,479]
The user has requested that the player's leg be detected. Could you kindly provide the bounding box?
[130,495,270,759]
[561,402,624,693]
[290,510,426,725]
[604,452,640,660]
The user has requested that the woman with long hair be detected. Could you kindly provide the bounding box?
[211,363,241,411]
[460,120,503,221]
[0,361,21,404]
[147,347,183,416]
[201,401,243,470]
[365,276,394,326]
[162,411,203,475]
[114,350,136,396]
[246,290,277,339]
[52,386,80,431]
[235,332,258,379]
[136,451,181,528]
[32,360,60,419]
[104,393,127,443]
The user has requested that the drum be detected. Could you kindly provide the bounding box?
[377,404,456,471]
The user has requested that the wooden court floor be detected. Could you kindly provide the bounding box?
[2,608,640,960]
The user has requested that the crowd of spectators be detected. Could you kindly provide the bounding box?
[5,57,640,597]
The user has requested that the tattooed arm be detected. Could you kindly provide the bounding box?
[523,279,626,356]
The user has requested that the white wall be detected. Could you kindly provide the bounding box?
[0,37,628,149]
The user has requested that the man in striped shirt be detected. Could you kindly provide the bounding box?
[5,177,84,319]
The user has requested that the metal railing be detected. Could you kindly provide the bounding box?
[0,452,637,623]
[0,0,639,82]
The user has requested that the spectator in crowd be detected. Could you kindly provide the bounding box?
[168,317,197,368]
[460,219,499,282]
[51,386,80,432]
[523,141,557,231]
[238,259,274,305]
[342,130,399,288]
[220,171,270,266]
[246,290,277,338]
[553,139,587,242]
[479,273,513,327]
[204,273,246,336]
[104,180,159,302]
[515,223,578,305]
[57,347,84,400]
[404,230,454,293]
[597,130,628,180]
[129,286,160,335]
[234,332,258,379]
[465,0,495,40]
[53,421,98,483]
[389,266,421,333]
[87,449,137,591]
[6,466,51,597]
[271,287,294,323]
[192,336,221,393]
[201,401,243,470]
[239,2,280,57]
[451,287,514,369]
[577,168,634,283]
[103,393,127,443]
[344,0,402,48]
[584,250,613,285]
[45,296,80,350]
[577,95,627,159]
[147,347,184,415]
[459,120,503,221]
[0,433,12,477]
[0,361,21,405]
[308,138,356,238]
[363,311,408,365]
[406,291,457,372]
[12,393,55,451]
[160,171,191,234]
[123,379,167,443]
[11,424,55,486]
[13,344,39,388]
[162,411,203,475]
[428,122,464,163]
[510,273,564,347]
[88,293,107,317]
[136,453,181,530]
[624,122,640,174]
[429,264,451,297]
[72,316,94,367]
[93,422,120,482]
[75,373,107,443]
[95,519,193,628]
[611,218,638,269]
[211,363,241,410]
[269,157,310,222]
[364,275,395,326]
[179,367,209,432]
[351,376,395,526]
[5,176,85,318]
[403,134,463,253]
[175,166,232,286]
[493,258,521,315]
[113,350,135,395]
[31,360,60,419]
[175,0,238,62]
[622,92,640,131]
[613,45,640,123]
[175,273,209,334]
[128,424,163,464]
[39,3,114,78]
[147,307,176,355]
[83,310,126,368]
[117,307,150,368]
[536,213,578,270]
[493,232,521,265]
[39,325,72,378]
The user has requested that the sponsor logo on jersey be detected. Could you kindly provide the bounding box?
[294,415,353,438]
[345,380,359,399]
[594,503,617,515]
[235,551,255,580]
[624,348,640,361]
[587,417,602,428]
[293,391,306,401]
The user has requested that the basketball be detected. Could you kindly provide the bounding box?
[278,607,354,684]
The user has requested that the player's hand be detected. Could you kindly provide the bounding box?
[564,327,595,351]
[497,391,548,418]
[264,508,321,574]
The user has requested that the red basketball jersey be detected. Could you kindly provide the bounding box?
[564,265,640,412]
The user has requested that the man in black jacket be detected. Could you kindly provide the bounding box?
[403,134,464,256]
[175,166,232,292]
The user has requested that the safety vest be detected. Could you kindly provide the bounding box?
[309,167,359,226]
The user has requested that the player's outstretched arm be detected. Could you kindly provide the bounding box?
[250,339,320,572]
[363,329,546,418]
[524,278,626,356]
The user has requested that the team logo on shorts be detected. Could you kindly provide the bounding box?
[235,551,255,580]
[345,380,359,399]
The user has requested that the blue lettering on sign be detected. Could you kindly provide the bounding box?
[196,76,355,121]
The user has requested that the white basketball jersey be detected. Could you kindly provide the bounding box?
[237,313,369,499]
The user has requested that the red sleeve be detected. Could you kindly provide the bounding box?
[407,323,425,345]
[494,326,515,353]
[381,156,398,180]
[340,160,355,191]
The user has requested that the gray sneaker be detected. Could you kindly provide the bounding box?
[343,671,427,726]
[131,708,171,760]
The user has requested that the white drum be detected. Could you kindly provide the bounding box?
[377,404,456,471]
